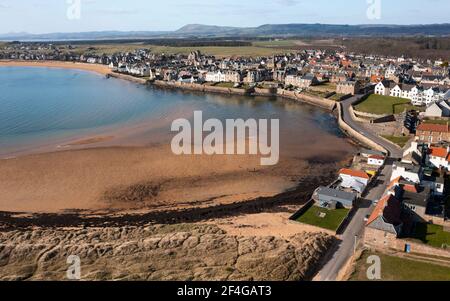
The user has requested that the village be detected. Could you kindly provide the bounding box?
[1,41,450,280]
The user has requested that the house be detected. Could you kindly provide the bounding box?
[374,80,396,96]
[427,146,450,170]
[205,71,226,83]
[285,74,319,89]
[336,81,361,95]
[367,155,385,166]
[224,70,243,83]
[424,101,450,118]
[422,175,445,196]
[402,141,424,165]
[339,168,370,194]
[401,186,431,222]
[416,123,450,144]
[366,194,403,242]
[391,162,422,184]
[314,187,357,209]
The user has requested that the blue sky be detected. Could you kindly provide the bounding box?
[0,0,448,34]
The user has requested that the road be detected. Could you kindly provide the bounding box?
[315,95,399,281]
[341,95,403,159]
[316,160,394,281]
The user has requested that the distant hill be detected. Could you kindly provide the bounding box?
[1,23,450,41]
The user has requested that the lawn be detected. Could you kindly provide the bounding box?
[355,94,419,115]
[410,223,450,249]
[296,206,350,231]
[309,82,337,93]
[350,250,450,281]
[381,135,411,148]
[328,93,347,101]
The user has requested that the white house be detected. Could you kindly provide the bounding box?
[339,168,370,194]
[368,155,385,166]
[205,71,226,83]
[391,162,422,184]
[374,80,396,96]
[427,147,450,170]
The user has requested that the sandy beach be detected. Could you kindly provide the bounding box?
[0,60,113,76]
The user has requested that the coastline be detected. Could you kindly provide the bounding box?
[0,60,359,217]
[0,60,336,110]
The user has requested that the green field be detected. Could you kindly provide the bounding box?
[350,250,450,281]
[74,42,293,57]
[381,135,411,148]
[410,223,450,249]
[355,94,419,115]
[309,82,337,93]
[328,93,347,101]
[296,206,350,231]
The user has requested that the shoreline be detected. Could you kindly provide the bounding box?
[0,60,336,110]
[0,60,363,220]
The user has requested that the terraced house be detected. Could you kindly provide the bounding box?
[416,124,450,144]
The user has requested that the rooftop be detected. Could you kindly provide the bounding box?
[316,187,357,201]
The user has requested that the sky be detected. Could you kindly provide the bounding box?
[0,0,449,34]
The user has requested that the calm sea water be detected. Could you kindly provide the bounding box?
[0,66,352,158]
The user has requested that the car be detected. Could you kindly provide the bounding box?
[364,214,370,222]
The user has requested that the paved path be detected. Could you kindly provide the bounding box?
[316,95,400,281]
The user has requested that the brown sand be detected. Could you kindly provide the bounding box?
[0,145,301,213]
[0,60,112,76]
[210,211,335,239]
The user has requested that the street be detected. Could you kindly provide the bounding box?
[315,95,399,281]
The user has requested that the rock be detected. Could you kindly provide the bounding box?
[0,224,335,281]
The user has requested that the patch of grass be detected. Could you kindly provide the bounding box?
[355,94,420,115]
[328,93,346,101]
[309,82,337,93]
[350,250,450,281]
[381,135,411,148]
[296,206,349,231]
[410,223,450,249]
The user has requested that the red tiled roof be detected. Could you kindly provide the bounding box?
[339,168,370,180]
[403,184,418,193]
[367,194,402,227]
[366,195,390,226]
[429,147,448,159]
[387,176,402,190]
[417,124,450,133]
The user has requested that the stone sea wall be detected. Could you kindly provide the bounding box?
[153,80,251,95]
[337,103,388,153]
